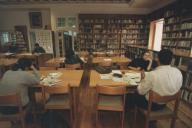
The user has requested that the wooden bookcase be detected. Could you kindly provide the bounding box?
[162,1,192,58]
[160,0,192,106]
[77,14,149,54]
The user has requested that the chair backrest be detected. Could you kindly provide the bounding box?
[149,91,181,103]
[96,85,126,95]
[147,90,181,115]
[99,61,112,67]
[65,63,81,70]
[0,93,21,107]
[43,85,70,94]
[42,85,71,104]
[39,66,57,70]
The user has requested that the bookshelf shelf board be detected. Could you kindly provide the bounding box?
[163,38,192,40]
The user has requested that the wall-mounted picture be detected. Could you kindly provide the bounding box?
[67,17,76,28]
[29,12,42,28]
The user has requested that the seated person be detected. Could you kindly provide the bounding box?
[128,51,157,71]
[32,43,46,54]
[0,58,40,114]
[65,49,84,65]
[135,49,183,111]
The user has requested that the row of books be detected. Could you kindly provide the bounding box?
[182,90,192,103]
[79,19,144,24]
[164,25,180,31]
[166,17,180,24]
[182,71,192,103]
[164,10,174,17]
[163,32,192,38]
[162,41,191,48]
[181,22,192,30]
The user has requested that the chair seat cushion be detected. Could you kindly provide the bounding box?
[98,95,124,111]
[140,106,174,119]
[45,94,70,109]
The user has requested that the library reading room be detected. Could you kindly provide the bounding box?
[0,0,191,128]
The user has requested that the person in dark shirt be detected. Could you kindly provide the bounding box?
[32,43,46,54]
[65,49,84,65]
[128,51,157,71]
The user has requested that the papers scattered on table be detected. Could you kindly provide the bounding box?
[4,52,14,56]
[103,58,112,61]
[48,72,62,78]
[112,70,122,75]
[98,70,140,86]
[112,77,123,82]
[40,72,63,86]
[124,72,141,82]
[100,74,111,80]
[59,58,65,62]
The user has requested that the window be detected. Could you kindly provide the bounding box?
[67,17,76,28]
[57,17,66,27]
[0,32,10,45]
[148,19,164,51]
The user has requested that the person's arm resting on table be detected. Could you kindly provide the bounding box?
[137,72,153,95]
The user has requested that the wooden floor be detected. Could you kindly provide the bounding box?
[0,58,190,128]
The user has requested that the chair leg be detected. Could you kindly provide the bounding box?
[121,111,125,128]
[133,107,137,128]
[171,117,177,128]
[70,109,73,128]
[144,119,149,128]
[21,117,26,128]
[96,110,99,128]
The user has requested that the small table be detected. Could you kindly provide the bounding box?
[45,57,87,68]
[45,58,65,68]
[0,58,18,67]
[92,57,131,67]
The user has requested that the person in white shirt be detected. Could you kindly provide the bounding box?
[135,49,183,111]
[0,58,40,114]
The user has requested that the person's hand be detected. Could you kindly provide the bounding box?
[141,70,145,80]
[30,64,36,70]
[146,56,152,61]
[136,67,141,71]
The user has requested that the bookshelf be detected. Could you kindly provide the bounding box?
[15,31,27,52]
[160,0,192,106]
[77,14,149,55]
[162,3,192,58]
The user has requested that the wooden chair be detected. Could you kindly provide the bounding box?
[0,93,26,128]
[39,66,57,70]
[133,90,181,128]
[65,63,81,70]
[96,85,126,128]
[117,62,129,70]
[98,61,112,67]
[42,85,73,126]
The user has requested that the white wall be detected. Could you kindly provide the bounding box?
[0,9,51,51]
[0,9,50,31]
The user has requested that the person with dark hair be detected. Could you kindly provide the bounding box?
[128,51,157,71]
[32,43,46,54]
[134,49,183,111]
[0,58,40,114]
[65,49,84,65]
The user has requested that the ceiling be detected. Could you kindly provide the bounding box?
[0,0,132,4]
[0,0,175,8]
